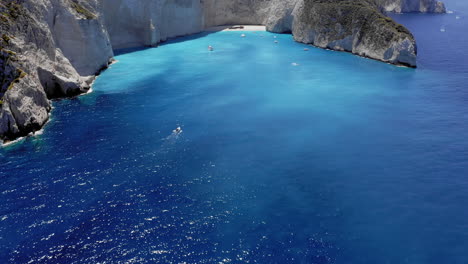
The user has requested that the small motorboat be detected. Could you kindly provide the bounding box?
[208,45,214,51]
[173,127,182,134]
[241,34,246,38]
[304,48,309,51]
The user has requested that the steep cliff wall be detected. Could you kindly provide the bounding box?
[293,0,417,67]
[50,0,113,76]
[101,0,204,49]
[203,0,269,27]
[203,0,299,33]
[204,0,417,67]
[0,0,113,142]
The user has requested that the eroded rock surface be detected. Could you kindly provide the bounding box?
[293,0,418,67]
[0,0,112,142]
[101,0,204,49]
[204,0,420,67]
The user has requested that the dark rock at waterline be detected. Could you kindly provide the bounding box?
[293,0,418,67]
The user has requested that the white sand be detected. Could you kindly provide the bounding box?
[204,25,266,32]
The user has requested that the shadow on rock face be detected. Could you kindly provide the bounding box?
[37,67,89,99]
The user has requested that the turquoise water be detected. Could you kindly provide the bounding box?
[1,7,468,263]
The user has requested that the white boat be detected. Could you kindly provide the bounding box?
[173,127,182,134]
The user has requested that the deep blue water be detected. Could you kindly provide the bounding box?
[1,3,468,263]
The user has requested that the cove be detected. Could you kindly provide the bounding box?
[1,19,468,264]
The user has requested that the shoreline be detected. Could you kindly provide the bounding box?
[1,59,119,148]
[1,117,50,148]
[1,22,412,146]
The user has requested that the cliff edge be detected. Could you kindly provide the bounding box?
[1,0,113,142]
[293,0,417,67]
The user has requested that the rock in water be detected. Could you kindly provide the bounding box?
[203,0,420,67]
[292,0,417,67]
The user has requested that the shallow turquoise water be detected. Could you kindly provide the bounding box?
[1,8,468,263]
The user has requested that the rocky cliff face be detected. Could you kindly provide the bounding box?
[101,0,204,49]
[0,0,445,143]
[204,0,417,67]
[203,0,299,33]
[0,0,113,142]
[292,0,418,67]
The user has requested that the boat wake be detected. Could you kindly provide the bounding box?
[162,126,183,144]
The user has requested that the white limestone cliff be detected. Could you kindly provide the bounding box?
[101,0,204,49]
[292,0,419,67]
[1,0,113,141]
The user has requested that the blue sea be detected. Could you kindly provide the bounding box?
[1,2,468,263]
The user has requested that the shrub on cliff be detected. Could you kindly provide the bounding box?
[69,0,96,19]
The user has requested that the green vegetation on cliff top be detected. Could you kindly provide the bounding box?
[70,0,97,20]
[303,0,411,35]
[0,1,22,20]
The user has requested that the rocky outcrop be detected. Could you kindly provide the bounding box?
[0,0,445,143]
[0,72,51,141]
[0,0,113,142]
[377,0,446,13]
[0,48,50,141]
[292,0,418,67]
[204,0,417,67]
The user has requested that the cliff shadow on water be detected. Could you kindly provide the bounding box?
[113,47,153,57]
[114,29,269,56]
